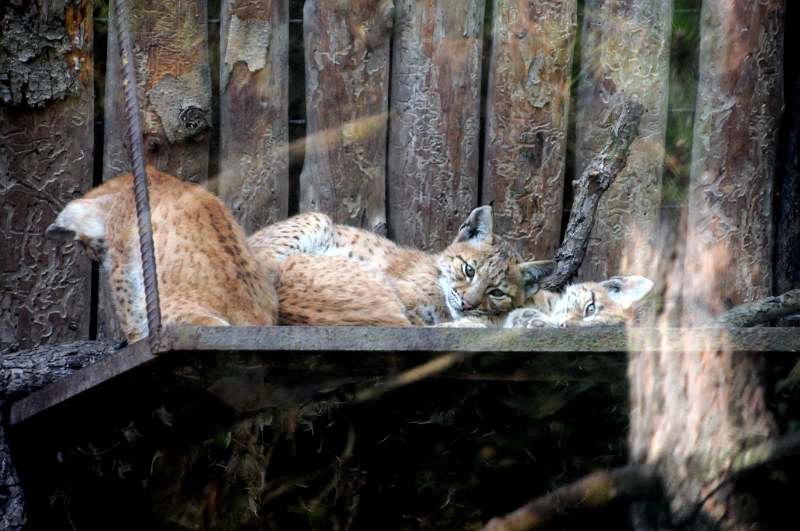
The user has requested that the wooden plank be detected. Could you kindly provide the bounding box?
[100,0,212,340]
[573,0,672,281]
[219,0,289,234]
[11,325,800,426]
[387,0,485,250]
[298,0,392,235]
[482,0,576,260]
[681,0,785,324]
[0,0,94,353]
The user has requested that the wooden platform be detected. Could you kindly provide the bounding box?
[9,325,800,427]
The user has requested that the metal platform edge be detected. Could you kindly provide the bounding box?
[9,325,800,426]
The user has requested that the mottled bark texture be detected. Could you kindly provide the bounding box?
[482,0,576,260]
[100,0,212,341]
[0,0,93,354]
[1,339,117,531]
[574,0,671,282]
[681,0,784,325]
[388,0,484,250]
[629,3,786,528]
[219,0,289,234]
[299,0,393,235]
[541,100,644,291]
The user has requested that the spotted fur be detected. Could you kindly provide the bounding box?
[47,167,278,342]
[249,206,556,327]
[504,276,654,328]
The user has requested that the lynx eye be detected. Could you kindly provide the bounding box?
[463,263,475,279]
[584,301,596,317]
[488,289,506,299]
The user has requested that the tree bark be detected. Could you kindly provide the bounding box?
[219,0,289,234]
[481,0,576,260]
[574,0,672,282]
[630,2,786,529]
[0,0,94,354]
[299,0,392,236]
[387,0,484,250]
[100,0,212,340]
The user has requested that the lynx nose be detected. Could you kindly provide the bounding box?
[461,299,475,311]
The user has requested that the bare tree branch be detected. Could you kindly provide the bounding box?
[481,465,659,531]
[542,100,645,291]
[709,289,800,328]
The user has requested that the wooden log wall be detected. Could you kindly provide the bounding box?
[298,0,393,235]
[0,0,94,354]
[482,0,576,261]
[219,0,289,234]
[574,0,672,282]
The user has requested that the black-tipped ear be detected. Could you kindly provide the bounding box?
[519,260,557,297]
[454,206,494,245]
[45,224,76,241]
[598,276,654,309]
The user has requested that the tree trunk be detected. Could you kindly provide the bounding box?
[100,0,212,340]
[387,0,484,250]
[219,0,289,234]
[630,1,785,529]
[481,0,576,260]
[0,0,94,354]
[574,0,672,283]
[299,0,392,236]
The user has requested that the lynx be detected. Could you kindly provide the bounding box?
[503,276,654,328]
[249,206,556,327]
[47,167,278,342]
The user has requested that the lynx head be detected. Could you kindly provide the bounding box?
[550,276,655,327]
[437,206,556,320]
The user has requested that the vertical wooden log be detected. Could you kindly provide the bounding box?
[0,0,94,353]
[388,0,485,250]
[482,0,576,260]
[682,0,784,324]
[630,1,785,529]
[100,0,212,340]
[103,0,211,185]
[219,0,289,234]
[574,0,672,281]
[299,0,393,235]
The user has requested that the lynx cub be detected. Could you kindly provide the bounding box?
[47,167,278,342]
[249,206,556,327]
[504,276,654,328]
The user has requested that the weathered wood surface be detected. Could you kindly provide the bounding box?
[299,0,392,235]
[100,0,212,341]
[629,1,786,528]
[681,0,784,325]
[103,0,211,185]
[0,0,94,354]
[482,0,576,260]
[574,0,672,282]
[541,100,644,291]
[219,0,289,234]
[388,0,484,250]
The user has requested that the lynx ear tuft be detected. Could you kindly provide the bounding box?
[454,206,494,246]
[519,260,557,297]
[598,276,654,309]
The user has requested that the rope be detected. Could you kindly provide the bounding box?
[112,0,162,342]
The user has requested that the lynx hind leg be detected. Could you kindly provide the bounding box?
[107,251,149,342]
[503,308,557,328]
[248,212,337,263]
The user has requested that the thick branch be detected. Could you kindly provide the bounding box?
[481,465,659,531]
[710,289,800,327]
[1,339,118,401]
[542,100,645,291]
